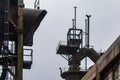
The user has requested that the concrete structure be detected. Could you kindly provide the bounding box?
[81,36,120,80]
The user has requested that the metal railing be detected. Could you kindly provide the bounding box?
[59,67,87,74]
[56,41,67,51]
[56,41,80,52]
[23,49,33,63]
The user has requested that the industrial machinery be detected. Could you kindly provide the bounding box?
[56,7,100,80]
[0,0,47,80]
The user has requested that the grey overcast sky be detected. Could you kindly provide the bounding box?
[23,0,120,80]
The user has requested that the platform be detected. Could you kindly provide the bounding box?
[0,54,32,69]
[61,70,87,79]
[57,43,79,55]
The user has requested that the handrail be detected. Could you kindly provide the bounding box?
[59,67,87,74]
[56,41,67,51]
[23,49,33,63]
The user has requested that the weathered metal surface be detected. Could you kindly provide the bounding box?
[81,36,120,80]
[23,9,47,46]
[97,36,120,73]
[17,0,24,80]
[0,0,17,50]
[0,0,47,80]
[0,1,47,47]
[81,64,97,80]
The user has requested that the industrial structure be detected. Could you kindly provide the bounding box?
[56,7,100,80]
[81,36,120,80]
[0,0,47,80]
[57,7,120,80]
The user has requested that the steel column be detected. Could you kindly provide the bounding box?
[16,0,24,80]
[86,15,91,48]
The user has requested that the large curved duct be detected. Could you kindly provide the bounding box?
[69,48,100,65]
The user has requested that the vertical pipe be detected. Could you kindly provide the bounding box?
[85,19,88,48]
[72,19,75,40]
[86,15,91,48]
[85,15,91,71]
[88,16,89,48]
[74,7,77,41]
[81,30,83,48]
[74,6,77,29]
[17,0,24,80]
[85,57,87,71]
[72,19,75,29]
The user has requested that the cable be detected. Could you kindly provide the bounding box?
[34,0,40,9]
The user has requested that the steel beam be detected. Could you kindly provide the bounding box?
[16,0,24,80]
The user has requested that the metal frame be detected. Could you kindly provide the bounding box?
[16,0,24,80]
[23,49,33,64]
[67,28,83,48]
[0,0,47,80]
